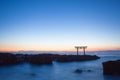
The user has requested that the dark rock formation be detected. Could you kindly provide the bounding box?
[87,69,92,72]
[74,69,83,73]
[0,53,100,66]
[0,53,19,65]
[27,54,53,65]
[74,69,93,74]
[55,55,100,62]
[15,54,26,63]
[0,53,53,65]
[102,60,120,75]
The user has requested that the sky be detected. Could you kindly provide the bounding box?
[0,0,120,52]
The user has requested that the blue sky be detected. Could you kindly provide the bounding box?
[0,0,120,51]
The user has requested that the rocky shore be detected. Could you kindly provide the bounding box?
[0,53,19,65]
[55,55,100,62]
[0,52,100,65]
[102,60,120,75]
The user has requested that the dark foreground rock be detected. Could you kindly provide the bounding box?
[0,53,100,65]
[0,53,53,65]
[0,53,19,65]
[102,60,120,75]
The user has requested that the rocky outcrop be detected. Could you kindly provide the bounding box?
[74,69,83,73]
[55,55,100,62]
[27,54,53,65]
[0,53,19,65]
[0,53,53,65]
[102,60,120,75]
[0,53,100,65]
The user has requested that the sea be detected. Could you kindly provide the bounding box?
[0,51,120,80]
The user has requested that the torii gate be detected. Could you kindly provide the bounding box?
[75,46,87,55]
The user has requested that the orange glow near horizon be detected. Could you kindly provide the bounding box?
[0,45,120,52]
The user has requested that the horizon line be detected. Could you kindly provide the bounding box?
[0,49,120,53]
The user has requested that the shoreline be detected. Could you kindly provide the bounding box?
[0,52,100,65]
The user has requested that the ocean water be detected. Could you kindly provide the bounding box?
[0,51,120,80]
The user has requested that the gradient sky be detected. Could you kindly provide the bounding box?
[0,0,120,51]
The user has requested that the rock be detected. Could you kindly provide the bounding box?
[15,54,26,63]
[102,60,120,75]
[87,69,92,72]
[74,69,82,73]
[0,53,19,65]
[0,53,100,66]
[28,54,53,65]
[56,55,100,62]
